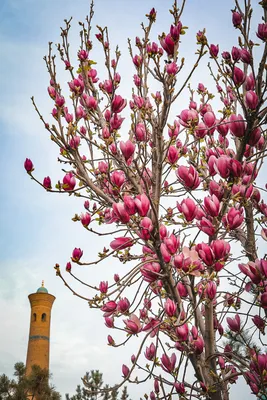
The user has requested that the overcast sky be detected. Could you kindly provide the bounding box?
[0,0,264,399]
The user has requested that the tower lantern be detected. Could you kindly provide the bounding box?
[25,281,55,375]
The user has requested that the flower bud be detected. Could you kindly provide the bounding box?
[24,158,34,172]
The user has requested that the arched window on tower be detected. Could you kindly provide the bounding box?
[41,313,46,322]
[32,313,37,322]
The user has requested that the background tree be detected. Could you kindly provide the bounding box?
[0,363,60,400]
[66,370,129,400]
[25,0,267,398]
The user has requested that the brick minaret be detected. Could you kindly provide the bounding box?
[25,282,55,375]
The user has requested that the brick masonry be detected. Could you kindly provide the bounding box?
[25,291,55,375]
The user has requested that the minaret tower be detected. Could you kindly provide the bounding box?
[25,281,55,375]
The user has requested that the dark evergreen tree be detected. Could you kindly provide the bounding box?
[66,371,130,400]
[0,363,60,400]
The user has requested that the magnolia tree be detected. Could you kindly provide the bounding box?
[24,0,267,399]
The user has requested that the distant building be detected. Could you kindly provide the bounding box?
[25,281,55,375]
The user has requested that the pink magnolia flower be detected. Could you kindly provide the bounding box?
[154,379,159,394]
[76,106,86,120]
[261,292,267,308]
[177,198,197,222]
[101,301,117,313]
[222,207,244,230]
[227,314,241,332]
[240,48,251,64]
[257,23,267,41]
[196,217,215,236]
[43,176,51,189]
[68,134,80,149]
[164,234,179,255]
[132,54,143,68]
[110,113,124,131]
[140,262,161,282]
[122,364,129,378]
[160,243,171,263]
[239,262,261,284]
[231,46,241,61]
[81,94,97,110]
[99,281,108,293]
[98,161,108,174]
[174,382,185,394]
[176,165,200,190]
[135,194,150,217]
[246,73,256,90]
[248,127,262,146]
[245,90,259,109]
[107,335,115,345]
[159,224,167,240]
[84,200,90,210]
[204,194,220,217]
[168,120,180,138]
[166,62,179,75]
[167,146,179,164]
[123,195,136,215]
[211,240,230,261]
[24,158,34,172]
[192,336,204,354]
[55,94,65,107]
[206,281,217,300]
[112,203,130,223]
[78,49,88,60]
[142,317,161,337]
[110,237,133,250]
[177,282,188,298]
[117,297,130,313]
[145,342,156,360]
[120,140,135,161]
[135,123,147,141]
[176,323,189,341]
[80,212,91,227]
[203,111,216,128]
[209,180,224,200]
[232,67,246,86]
[209,44,219,57]
[216,119,229,137]
[161,353,176,373]
[139,217,153,240]
[214,156,231,178]
[111,95,127,113]
[105,316,114,328]
[194,122,207,139]
[252,315,265,334]
[160,33,175,56]
[178,109,199,127]
[68,77,84,95]
[110,170,125,187]
[66,262,72,272]
[164,298,177,317]
[124,314,142,334]
[232,11,242,27]
[47,85,56,99]
[63,172,76,191]
[170,22,182,41]
[72,247,83,262]
[196,242,214,266]
[100,79,113,94]
[229,114,246,137]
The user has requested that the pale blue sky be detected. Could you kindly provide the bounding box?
[0,0,263,399]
